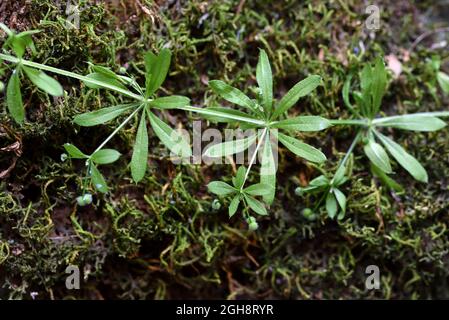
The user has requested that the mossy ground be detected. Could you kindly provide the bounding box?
[1,0,449,299]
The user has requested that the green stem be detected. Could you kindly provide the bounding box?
[329,119,368,126]
[177,105,265,126]
[0,53,143,101]
[240,127,268,191]
[330,130,362,185]
[92,104,143,155]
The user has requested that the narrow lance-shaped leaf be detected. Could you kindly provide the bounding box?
[204,134,257,158]
[244,183,273,197]
[256,49,273,114]
[375,131,428,183]
[229,195,240,217]
[149,96,190,109]
[437,71,449,94]
[209,80,257,112]
[371,57,387,116]
[334,188,346,213]
[277,132,326,163]
[260,132,276,204]
[272,75,321,119]
[63,143,88,159]
[232,166,246,189]
[130,110,148,183]
[326,192,338,219]
[145,48,171,96]
[90,163,108,193]
[84,72,127,90]
[363,138,392,174]
[244,194,268,216]
[23,66,63,96]
[271,116,331,132]
[374,115,446,132]
[207,181,236,196]
[147,111,192,157]
[6,69,24,124]
[91,149,121,165]
[74,104,136,127]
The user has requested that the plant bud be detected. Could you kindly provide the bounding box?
[211,199,221,210]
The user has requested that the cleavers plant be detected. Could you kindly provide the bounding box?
[1,24,449,229]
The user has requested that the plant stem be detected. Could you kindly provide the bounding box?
[177,105,265,126]
[0,53,143,101]
[92,104,143,155]
[329,119,368,126]
[240,127,268,191]
[330,130,362,185]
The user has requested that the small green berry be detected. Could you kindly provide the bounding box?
[0,81,4,92]
[302,208,317,221]
[76,193,92,206]
[246,216,259,231]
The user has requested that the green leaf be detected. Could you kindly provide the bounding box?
[63,143,88,159]
[130,111,148,182]
[370,163,404,192]
[84,72,126,90]
[229,196,240,217]
[326,192,338,219]
[209,80,257,112]
[360,64,373,117]
[277,132,326,163]
[271,116,331,132]
[203,135,256,158]
[244,194,268,216]
[145,48,171,96]
[260,132,276,204]
[371,58,387,115]
[73,104,135,127]
[6,70,24,124]
[147,111,192,157]
[375,131,428,183]
[256,49,273,113]
[437,71,449,94]
[333,165,346,186]
[272,75,321,119]
[333,188,346,213]
[91,149,121,165]
[310,175,329,187]
[90,164,108,193]
[233,166,246,189]
[23,66,63,96]
[207,181,236,196]
[149,96,190,109]
[363,138,392,173]
[197,107,258,124]
[374,115,447,132]
[342,75,353,111]
[244,183,272,197]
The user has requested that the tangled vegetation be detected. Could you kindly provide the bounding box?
[0,0,449,299]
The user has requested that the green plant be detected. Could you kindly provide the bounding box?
[205,49,331,228]
[1,24,449,229]
[297,58,449,219]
